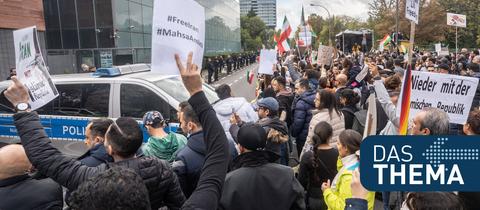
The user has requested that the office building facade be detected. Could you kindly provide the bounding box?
[240,0,276,28]
[42,0,241,74]
[0,0,47,79]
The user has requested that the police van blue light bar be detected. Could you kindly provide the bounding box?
[93,67,121,77]
[93,64,150,77]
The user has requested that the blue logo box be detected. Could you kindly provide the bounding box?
[360,136,480,191]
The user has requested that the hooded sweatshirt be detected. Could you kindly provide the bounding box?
[142,133,187,163]
[213,97,258,134]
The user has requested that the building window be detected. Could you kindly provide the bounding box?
[44,0,62,49]
[59,0,79,49]
[97,27,115,48]
[114,0,130,32]
[131,32,144,48]
[77,0,97,48]
[117,31,131,48]
[79,29,97,49]
[128,1,143,33]
[142,5,153,34]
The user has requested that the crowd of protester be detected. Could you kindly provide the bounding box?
[1,46,480,210]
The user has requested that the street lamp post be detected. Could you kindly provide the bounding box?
[310,3,332,46]
[395,0,399,47]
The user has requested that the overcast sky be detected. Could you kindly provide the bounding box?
[276,0,373,29]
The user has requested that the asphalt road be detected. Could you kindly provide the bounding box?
[210,63,258,102]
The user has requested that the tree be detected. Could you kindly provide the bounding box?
[241,13,274,51]
[439,0,480,48]
[368,0,479,49]
[308,14,325,47]
[247,8,257,18]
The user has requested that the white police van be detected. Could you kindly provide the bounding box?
[0,64,219,151]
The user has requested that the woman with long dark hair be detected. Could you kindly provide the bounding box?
[301,89,344,155]
[339,89,360,129]
[298,122,339,210]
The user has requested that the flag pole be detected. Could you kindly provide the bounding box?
[455,26,458,63]
[408,21,415,64]
[399,20,416,135]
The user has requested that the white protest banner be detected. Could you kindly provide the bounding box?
[355,65,369,83]
[363,94,377,139]
[435,43,442,53]
[396,71,479,124]
[310,50,317,64]
[299,31,312,47]
[258,49,277,75]
[317,45,334,66]
[405,0,420,24]
[439,47,450,56]
[151,0,205,75]
[13,26,58,111]
[447,13,467,28]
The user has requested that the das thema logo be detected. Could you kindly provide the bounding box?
[360,136,480,191]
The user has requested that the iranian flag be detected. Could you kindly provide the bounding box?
[380,34,392,46]
[246,68,255,84]
[275,16,291,54]
[280,16,292,40]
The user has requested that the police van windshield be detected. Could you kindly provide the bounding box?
[153,77,219,104]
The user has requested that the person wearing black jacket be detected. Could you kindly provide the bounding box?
[173,104,236,198]
[65,118,115,203]
[339,89,360,130]
[226,55,233,74]
[12,113,185,209]
[174,52,230,209]
[272,76,294,128]
[79,118,114,167]
[207,58,216,84]
[0,144,63,210]
[6,52,230,210]
[214,56,222,82]
[219,124,305,210]
[291,79,316,156]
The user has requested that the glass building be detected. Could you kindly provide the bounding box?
[42,0,240,73]
[240,0,276,28]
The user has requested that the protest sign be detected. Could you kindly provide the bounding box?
[317,45,334,66]
[363,94,377,139]
[355,65,369,83]
[405,0,420,24]
[151,0,205,75]
[447,13,467,28]
[435,43,441,53]
[100,51,113,68]
[310,50,317,64]
[13,26,58,111]
[258,49,277,75]
[438,47,450,56]
[396,71,479,124]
